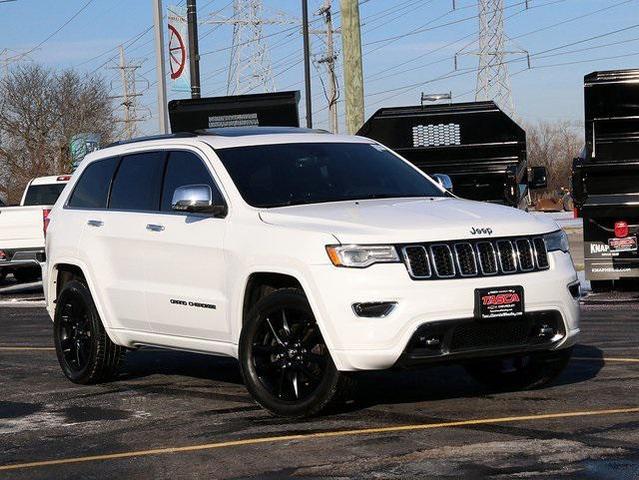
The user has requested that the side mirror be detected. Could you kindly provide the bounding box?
[529,166,548,190]
[432,173,453,192]
[171,184,227,217]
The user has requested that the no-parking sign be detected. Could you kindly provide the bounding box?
[167,5,190,93]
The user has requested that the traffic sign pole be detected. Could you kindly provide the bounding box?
[152,0,170,133]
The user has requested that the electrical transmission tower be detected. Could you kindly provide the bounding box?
[109,46,149,139]
[209,0,295,95]
[476,0,514,114]
[457,0,528,116]
[312,0,340,133]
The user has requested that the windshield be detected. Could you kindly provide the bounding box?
[23,183,66,206]
[216,142,445,208]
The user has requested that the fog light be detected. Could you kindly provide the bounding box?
[538,324,555,338]
[418,335,441,348]
[352,302,397,318]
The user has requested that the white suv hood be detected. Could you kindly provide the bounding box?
[259,197,558,244]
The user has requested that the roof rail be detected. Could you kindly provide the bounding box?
[105,132,197,148]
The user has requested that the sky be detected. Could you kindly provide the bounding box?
[2,0,639,135]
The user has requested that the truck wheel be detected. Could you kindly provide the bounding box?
[465,347,573,391]
[239,288,346,417]
[13,267,41,283]
[53,280,124,384]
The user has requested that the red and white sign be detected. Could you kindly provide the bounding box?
[167,5,190,93]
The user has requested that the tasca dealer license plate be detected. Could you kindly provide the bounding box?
[475,286,524,320]
[608,236,638,253]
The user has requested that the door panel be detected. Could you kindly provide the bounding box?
[79,210,152,332]
[144,149,230,341]
[144,214,229,340]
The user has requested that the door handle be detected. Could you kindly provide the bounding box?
[146,224,165,232]
[87,220,103,227]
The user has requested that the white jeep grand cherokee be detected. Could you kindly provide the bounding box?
[44,127,580,417]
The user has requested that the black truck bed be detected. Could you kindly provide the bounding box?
[357,101,528,206]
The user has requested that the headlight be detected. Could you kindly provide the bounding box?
[326,245,400,268]
[544,230,570,253]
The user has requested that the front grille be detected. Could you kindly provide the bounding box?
[450,320,529,351]
[401,235,549,280]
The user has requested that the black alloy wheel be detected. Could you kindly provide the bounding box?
[240,288,346,417]
[54,280,123,384]
[57,298,93,373]
[253,305,327,402]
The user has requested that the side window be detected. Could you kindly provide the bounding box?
[161,150,225,212]
[109,152,165,211]
[68,157,119,209]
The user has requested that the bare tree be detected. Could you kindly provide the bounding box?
[0,64,117,203]
[526,120,583,203]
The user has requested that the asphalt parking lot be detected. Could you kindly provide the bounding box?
[1,300,639,479]
[2,218,638,479]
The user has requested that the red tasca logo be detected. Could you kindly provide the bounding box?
[482,293,520,305]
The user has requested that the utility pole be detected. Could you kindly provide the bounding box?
[340,0,364,134]
[186,0,201,98]
[152,0,169,133]
[314,0,339,133]
[302,0,312,128]
[110,46,147,139]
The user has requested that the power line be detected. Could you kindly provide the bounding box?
[7,0,96,61]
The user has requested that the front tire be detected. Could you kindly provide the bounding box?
[239,288,346,417]
[465,347,573,391]
[53,280,124,384]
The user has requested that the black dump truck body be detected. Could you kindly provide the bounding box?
[168,91,301,132]
[572,69,639,285]
[357,101,531,208]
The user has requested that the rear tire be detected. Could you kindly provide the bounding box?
[465,347,573,391]
[13,266,41,284]
[239,288,347,417]
[53,280,124,384]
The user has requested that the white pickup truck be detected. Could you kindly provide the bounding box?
[0,175,71,283]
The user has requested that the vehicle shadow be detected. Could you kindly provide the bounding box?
[339,343,605,411]
[116,343,604,415]
[118,348,245,385]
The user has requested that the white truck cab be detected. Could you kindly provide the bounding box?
[0,175,71,283]
[44,128,579,417]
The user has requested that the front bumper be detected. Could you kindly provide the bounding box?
[307,251,580,371]
[397,310,565,367]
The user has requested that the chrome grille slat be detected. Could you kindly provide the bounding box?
[430,244,456,278]
[515,238,535,272]
[402,245,431,278]
[454,243,478,277]
[533,237,550,269]
[400,236,549,280]
[476,241,498,275]
[496,240,517,273]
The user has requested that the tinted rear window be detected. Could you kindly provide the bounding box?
[161,151,225,211]
[23,184,66,206]
[109,152,165,211]
[68,157,119,209]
